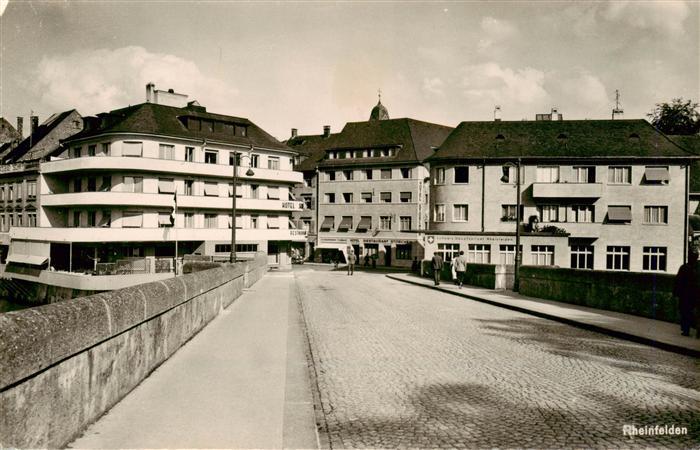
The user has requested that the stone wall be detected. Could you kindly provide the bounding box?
[518,266,678,323]
[0,253,267,449]
[421,261,513,290]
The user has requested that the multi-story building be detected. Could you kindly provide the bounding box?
[287,125,336,259]
[423,119,697,273]
[5,86,305,286]
[311,100,453,267]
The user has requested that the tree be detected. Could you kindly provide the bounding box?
[648,98,700,135]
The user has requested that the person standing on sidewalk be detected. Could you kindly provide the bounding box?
[673,246,700,337]
[453,251,468,288]
[431,253,444,286]
[347,248,356,276]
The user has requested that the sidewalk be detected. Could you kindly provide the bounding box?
[387,273,700,357]
[69,272,318,449]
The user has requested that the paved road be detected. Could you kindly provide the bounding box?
[294,268,700,448]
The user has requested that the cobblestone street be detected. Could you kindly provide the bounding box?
[294,268,700,448]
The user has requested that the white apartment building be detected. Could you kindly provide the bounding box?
[7,87,305,284]
[424,119,698,274]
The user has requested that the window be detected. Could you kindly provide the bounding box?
[343,192,353,203]
[380,192,392,203]
[239,244,258,253]
[606,246,630,271]
[436,243,460,262]
[400,192,412,203]
[99,176,111,192]
[185,147,195,162]
[229,152,241,166]
[536,166,560,183]
[9,214,14,228]
[337,216,352,232]
[215,244,231,253]
[0,186,4,201]
[381,169,392,180]
[537,205,559,222]
[571,205,594,223]
[434,168,446,184]
[99,211,111,227]
[27,212,37,227]
[608,166,631,184]
[158,212,172,228]
[320,216,334,231]
[361,192,372,203]
[122,142,143,157]
[400,168,412,179]
[267,187,280,200]
[380,216,392,230]
[570,245,594,269]
[400,216,412,231]
[365,169,373,180]
[501,165,520,184]
[250,184,259,199]
[607,205,632,223]
[454,166,469,183]
[185,180,194,196]
[499,245,521,265]
[302,195,313,209]
[123,176,143,193]
[501,205,518,221]
[204,182,219,196]
[396,244,412,260]
[158,178,175,194]
[87,177,97,192]
[531,245,555,266]
[250,154,259,168]
[643,206,668,224]
[204,150,218,164]
[643,166,670,184]
[204,213,218,229]
[268,157,280,170]
[325,193,336,203]
[27,181,36,199]
[184,212,194,228]
[574,166,596,183]
[159,144,174,160]
[235,125,247,136]
[343,170,353,181]
[203,120,214,133]
[357,216,372,232]
[251,215,259,228]
[88,145,96,157]
[643,247,667,271]
[434,204,446,222]
[7,185,13,200]
[100,143,110,156]
[16,183,22,199]
[267,216,280,229]
[122,211,143,228]
[468,244,491,264]
[72,147,82,158]
[453,204,468,222]
[327,171,336,181]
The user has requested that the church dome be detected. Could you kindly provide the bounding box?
[369,100,389,121]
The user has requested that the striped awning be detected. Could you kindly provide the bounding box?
[7,254,48,266]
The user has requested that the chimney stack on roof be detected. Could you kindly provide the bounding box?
[30,116,39,135]
[146,82,155,103]
[494,105,502,122]
[323,125,331,137]
[16,117,23,138]
[291,128,298,139]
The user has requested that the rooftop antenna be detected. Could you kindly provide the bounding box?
[377,88,382,103]
[612,89,624,120]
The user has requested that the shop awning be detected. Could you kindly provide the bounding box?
[608,206,632,221]
[320,217,334,231]
[645,167,669,182]
[7,254,48,266]
[356,217,372,231]
[338,217,352,231]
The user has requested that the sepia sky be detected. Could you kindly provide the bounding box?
[1,0,698,141]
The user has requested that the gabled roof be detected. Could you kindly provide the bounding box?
[3,110,81,163]
[64,102,292,152]
[317,118,452,168]
[670,135,700,193]
[286,133,339,172]
[429,119,695,163]
[0,117,21,145]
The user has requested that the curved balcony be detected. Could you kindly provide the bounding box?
[41,192,304,211]
[41,157,303,184]
[10,226,307,243]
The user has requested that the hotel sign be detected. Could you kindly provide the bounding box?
[282,201,304,210]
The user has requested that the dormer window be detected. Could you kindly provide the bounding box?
[495,134,506,141]
[629,133,640,142]
[557,133,568,142]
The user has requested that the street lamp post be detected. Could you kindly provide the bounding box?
[504,160,522,291]
[230,151,255,264]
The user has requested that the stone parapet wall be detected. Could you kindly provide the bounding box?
[518,266,678,323]
[0,252,267,449]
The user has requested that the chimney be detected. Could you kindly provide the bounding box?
[146,82,155,103]
[30,116,39,135]
[291,128,298,138]
[323,125,331,137]
[16,117,23,137]
[494,106,502,122]
[551,107,562,121]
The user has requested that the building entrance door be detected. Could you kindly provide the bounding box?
[384,246,392,266]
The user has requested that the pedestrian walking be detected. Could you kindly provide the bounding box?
[371,253,377,269]
[364,254,370,267]
[453,251,468,288]
[347,249,356,276]
[673,246,700,337]
[431,253,444,286]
